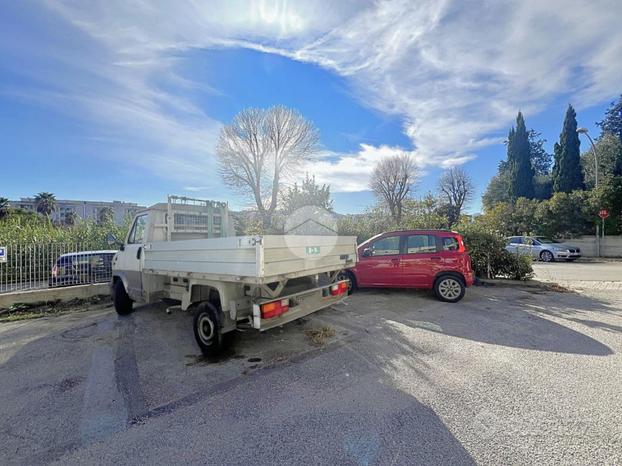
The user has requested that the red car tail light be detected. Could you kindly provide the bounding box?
[260,298,290,319]
[456,235,466,253]
[330,281,348,296]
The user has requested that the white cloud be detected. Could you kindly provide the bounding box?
[6,0,622,193]
[304,143,473,192]
[290,0,622,181]
[183,186,210,193]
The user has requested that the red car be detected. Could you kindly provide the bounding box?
[340,230,474,302]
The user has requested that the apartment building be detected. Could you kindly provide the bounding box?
[10,198,145,225]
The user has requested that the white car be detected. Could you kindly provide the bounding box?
[505,236,581,262]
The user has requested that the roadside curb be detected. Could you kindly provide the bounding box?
[477,278,544,288]
[574,257,622,263]
[0,283,110,311]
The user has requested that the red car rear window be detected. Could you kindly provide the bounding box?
[442,237,460,251]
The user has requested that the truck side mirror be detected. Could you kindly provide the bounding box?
[362,248,372,257]
[106,233,123,249]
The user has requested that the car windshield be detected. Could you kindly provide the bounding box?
[535,237,559,244]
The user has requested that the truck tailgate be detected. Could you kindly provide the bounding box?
[260,235,356,278]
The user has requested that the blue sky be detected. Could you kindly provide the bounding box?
[1,1,620,214]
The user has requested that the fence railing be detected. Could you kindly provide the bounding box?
[0,243,116,294]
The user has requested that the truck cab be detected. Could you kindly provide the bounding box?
[111,196,233,302]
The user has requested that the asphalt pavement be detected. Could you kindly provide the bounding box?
[533,259,622,290]
[1,278,622,465]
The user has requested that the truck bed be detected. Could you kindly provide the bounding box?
[143,235,357,284]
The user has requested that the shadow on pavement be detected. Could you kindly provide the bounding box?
[0,303,477,465]
[351,287,613,356]
[4,284,617,464]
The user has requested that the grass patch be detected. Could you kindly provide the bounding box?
[304,326,336,346]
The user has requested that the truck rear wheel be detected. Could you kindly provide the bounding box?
[193,301,228,357]
[113,280,133,315]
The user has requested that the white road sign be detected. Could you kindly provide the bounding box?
[0,246,6,263]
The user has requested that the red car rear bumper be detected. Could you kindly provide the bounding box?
[464,271,475,287]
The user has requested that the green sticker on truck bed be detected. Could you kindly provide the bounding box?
[306,246,321,256]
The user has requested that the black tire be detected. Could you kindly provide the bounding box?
[434,275,466,303]
[192,301,229,357]
[540,250,554,262]
[336,270,356,295]
[113,280,133,315]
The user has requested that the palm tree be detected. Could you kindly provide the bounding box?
[64,210,78,226]
[34,192,57,218]
[98,207,114,225]
[0,197,9,219]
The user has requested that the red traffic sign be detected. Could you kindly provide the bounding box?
[598,208,609,219]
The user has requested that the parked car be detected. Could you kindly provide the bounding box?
[505,236,581,262]
[49,250,117,287]
[338,230,474,302]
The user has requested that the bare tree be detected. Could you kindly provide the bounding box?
[217,106,319,229]
[369,154,417,223]
[438,167,474,225]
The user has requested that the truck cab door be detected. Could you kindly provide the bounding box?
[115,213,147,301]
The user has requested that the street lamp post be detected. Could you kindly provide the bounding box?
[577,127,602,255]
[577,127,598,188]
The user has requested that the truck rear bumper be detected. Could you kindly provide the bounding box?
[252,281,348,331]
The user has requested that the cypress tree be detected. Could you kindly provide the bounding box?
[507,112,534,199]
[553,105,583,192]
[551,142,561,183]
[597,94,622,144]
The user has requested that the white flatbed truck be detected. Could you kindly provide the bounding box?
[108,196,357,355]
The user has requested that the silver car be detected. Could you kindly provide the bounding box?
[505,236,581,262]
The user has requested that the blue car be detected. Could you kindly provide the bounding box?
[49,250,117,287]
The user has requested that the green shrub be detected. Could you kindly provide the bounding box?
[457,222,533,280]
[0,211,129,247]
[497,251,534,281]
[0,212,131,285]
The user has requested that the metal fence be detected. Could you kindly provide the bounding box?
[0,243,116,294]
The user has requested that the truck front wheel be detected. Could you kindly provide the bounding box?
[113,280,133,315]
[193,301,228,357]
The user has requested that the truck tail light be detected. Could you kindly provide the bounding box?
[260,299,290,319]
[330,281,348,296]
